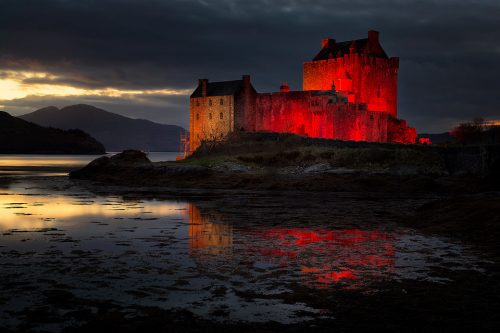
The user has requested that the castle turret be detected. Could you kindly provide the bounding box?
[199,79,208,97]
[303,30,398,117]
[280,82,290,92]
[238,75,257,132]
[368,30,379,42]
[322,38,335,49]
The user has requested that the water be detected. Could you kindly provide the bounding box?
[0,156,490,331]
[0,152,179,176]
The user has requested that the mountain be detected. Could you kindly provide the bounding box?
[0,111,105,154]
[20,104,185,152]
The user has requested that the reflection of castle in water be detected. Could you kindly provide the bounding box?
[187,203,396,288]
[188,204,233,256]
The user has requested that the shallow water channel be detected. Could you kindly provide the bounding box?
[0,175,488,331]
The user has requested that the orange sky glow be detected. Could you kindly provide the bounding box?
[0,69,191,101]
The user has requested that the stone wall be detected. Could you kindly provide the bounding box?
[189,95,234,151]
[254,91,388,142]
[387,117,417,144]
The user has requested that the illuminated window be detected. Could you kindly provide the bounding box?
[220,112,223,120]
[220,98,224,105]
[209,99,212,106]
[209,113,212,120]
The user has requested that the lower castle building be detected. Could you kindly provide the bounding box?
[189,31,416,152]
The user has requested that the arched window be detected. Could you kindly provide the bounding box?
[220,98,224,105]
[220,112,224,120]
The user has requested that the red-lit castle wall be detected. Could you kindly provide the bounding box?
[303,31,399,118]
[254,91,388,142]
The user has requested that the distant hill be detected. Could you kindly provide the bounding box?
[0,111,105,154]
[20,104,185,152]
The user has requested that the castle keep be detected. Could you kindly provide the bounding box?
[189,31,416,152]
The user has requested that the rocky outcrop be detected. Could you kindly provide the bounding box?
[70,150,211,183]
[70,134,500,192]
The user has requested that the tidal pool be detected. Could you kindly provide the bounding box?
[0,176,488,332]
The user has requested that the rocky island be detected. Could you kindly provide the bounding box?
[71,132,500,192]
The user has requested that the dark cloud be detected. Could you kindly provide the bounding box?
[1,0,499,132]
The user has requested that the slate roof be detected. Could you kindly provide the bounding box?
[313,38,388,61]
[191,80,243,98]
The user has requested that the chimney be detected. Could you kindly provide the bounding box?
[368,30,379,42]
[242,75,250,88]
[199,79,208,97]
[280,82,290,92]
[349,40,357,53]
[322,38,335,49]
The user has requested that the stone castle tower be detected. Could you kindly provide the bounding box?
[303,30,399,117]
[188,31,416,152]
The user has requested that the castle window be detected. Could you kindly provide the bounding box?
[220,112,224,120]
[220,98,224,106]
[196,113,199,120]
[209,113,212,120]
[209,99,212,106]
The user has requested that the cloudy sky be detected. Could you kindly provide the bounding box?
[0,0,499,133]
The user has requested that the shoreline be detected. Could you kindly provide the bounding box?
[69,135,500,193]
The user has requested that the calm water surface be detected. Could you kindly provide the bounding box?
[0,152,179,176]
[0,157,489,331]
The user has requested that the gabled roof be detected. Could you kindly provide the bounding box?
[191,80,243,98]
[313,38,388,61]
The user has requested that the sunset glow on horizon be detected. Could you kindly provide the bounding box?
[0,69,192,102]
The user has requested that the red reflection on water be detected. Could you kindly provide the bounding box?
[257,228,395,287]
[186,204,396,289]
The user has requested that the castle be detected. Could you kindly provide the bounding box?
[189,30,416,152]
